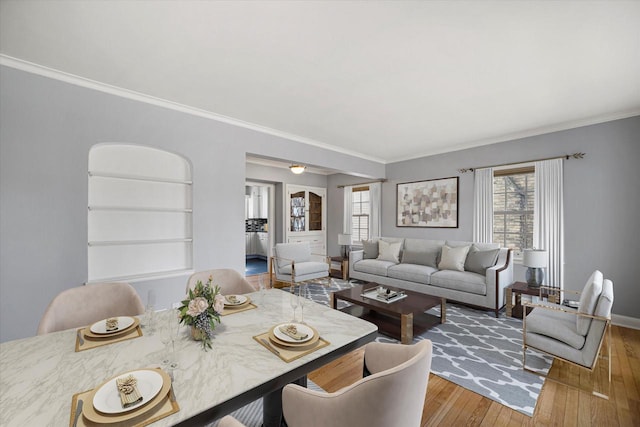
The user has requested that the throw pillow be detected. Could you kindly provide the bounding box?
[362,240,379,259]
[438,245,470,272]
[464,246,500,275]
[377,240,401,263]
[401,249,439,268]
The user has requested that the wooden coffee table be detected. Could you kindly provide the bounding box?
[330,283,446,344]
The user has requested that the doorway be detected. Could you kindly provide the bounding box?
[245,182,274,276]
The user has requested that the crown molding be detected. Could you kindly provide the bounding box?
[0,54,386,164]
[387,109,640,164]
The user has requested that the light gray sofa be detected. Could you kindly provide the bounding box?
[348,237,513,317]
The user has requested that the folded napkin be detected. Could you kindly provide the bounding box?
[279,324,308,341]
[226,295,239,304]
[106,318,119,332]
[116,374,143,408]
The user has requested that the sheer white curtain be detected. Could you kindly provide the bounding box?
[369,182,382,239]
[534,159,564,289]
[343,185,353,235]
[472,167,494,243]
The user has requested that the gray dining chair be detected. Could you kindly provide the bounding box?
[270,242,329,288]
[523,270,614,398]
[186,268,255,294]
[37,282,145,335]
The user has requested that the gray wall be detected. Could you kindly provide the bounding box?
[0,66,383,342]
[380,116,640,319]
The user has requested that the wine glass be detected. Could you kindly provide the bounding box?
[289,285,299,322]
[144,290,157,334]
[298,284,309,324]
[161,305,180,370]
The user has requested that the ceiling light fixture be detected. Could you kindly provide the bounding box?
[289,164,306,174]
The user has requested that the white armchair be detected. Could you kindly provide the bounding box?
[270,242,329,288]
[523,270,614,398]
[282,340,432,427]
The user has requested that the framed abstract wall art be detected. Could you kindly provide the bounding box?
[396,176,459,228]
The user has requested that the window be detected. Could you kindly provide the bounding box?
[351,186,370,243]
[493,167,534,256]
[88,144,192,282]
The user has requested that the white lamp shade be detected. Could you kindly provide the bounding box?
[338,234,352,245]
[523,249,547,268]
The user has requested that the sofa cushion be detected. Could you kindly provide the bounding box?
[387,264,436,285]
[401,249,439,268]
[353,259,396,276]
[576,270,604,335]
[362,240,379,259]
[526,306,586,350]
[464,246,500,275]
[438,245,470,272]
[377,240,401,263]
[430,270,486,295]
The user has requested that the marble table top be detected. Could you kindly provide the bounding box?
[0,289,378,426]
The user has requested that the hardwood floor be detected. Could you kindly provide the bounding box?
[308,324,640,426]
[245,273,640,425]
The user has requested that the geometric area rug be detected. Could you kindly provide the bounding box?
[209,278,552,424]
[306,278,552,417]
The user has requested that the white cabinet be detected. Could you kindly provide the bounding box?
[285,185,326,256]
[257,233,268,256]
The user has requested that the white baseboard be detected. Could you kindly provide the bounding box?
[612,314,640,330]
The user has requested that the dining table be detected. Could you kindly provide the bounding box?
[0,288,378,427]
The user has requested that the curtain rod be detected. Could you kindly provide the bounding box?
[337,179,387,188]
[457,152,585,173]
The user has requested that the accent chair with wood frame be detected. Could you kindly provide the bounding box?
[270,242,329,288]
[522,270,613,398]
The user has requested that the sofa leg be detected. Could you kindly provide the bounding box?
[494,309,500,318]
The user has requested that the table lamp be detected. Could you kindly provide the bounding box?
[338,233,352,258]
[523,249,547,288]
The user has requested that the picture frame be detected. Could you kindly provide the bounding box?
[396,176,459,228]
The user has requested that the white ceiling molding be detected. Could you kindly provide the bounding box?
[0,54,386,164]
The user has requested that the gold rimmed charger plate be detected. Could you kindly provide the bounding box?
[224,295,252,309]
[268,324,320,348]
[83,317,140,340]
[82,368,172,424]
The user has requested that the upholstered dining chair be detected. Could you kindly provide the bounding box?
[37,282,145,335]
[270,242,329,288]
[522,270,614,398]
[217,415,247,427]
[283,340,432,427]
[186,268,255,294]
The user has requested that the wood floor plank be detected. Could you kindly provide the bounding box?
[286,279,640,427]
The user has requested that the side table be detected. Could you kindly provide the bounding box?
[328,256,349,281]
[506,281,542,319]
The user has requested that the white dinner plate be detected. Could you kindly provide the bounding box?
[92,369,164,414]
[90,316,135,335]
[224,295,248,306]
[273,323,314,343]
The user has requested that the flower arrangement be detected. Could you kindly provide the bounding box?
[178,275,225,350]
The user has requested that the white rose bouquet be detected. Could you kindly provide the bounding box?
[178,275,224,350]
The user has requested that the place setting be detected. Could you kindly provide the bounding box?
[220,294,257,316]
[253,285,329,362]
[75,316,143,352]
[69,367,179,427]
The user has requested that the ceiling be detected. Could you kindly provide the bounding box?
[1,1,639,164]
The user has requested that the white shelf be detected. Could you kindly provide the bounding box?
[88,171,192,185]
